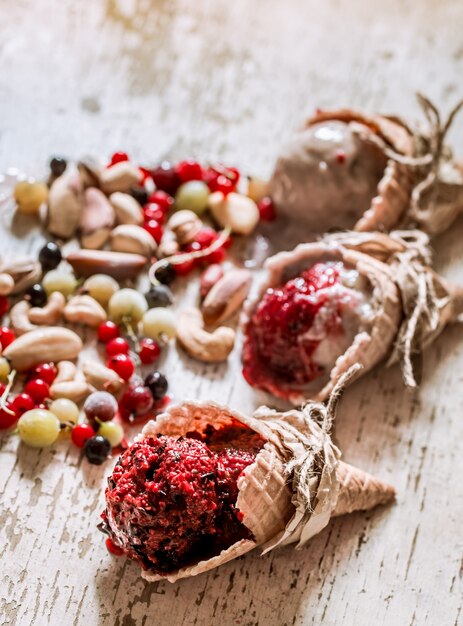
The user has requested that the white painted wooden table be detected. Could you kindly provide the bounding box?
[1,1,463,624]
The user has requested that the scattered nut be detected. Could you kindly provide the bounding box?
[201,269,252,325]
[208,191,259,235]
[10,301,37,335]
[54,360,77,383]
[167,210,202,245]
[100,162,141,195]
[50,380,90,403]
[66,249,147,279]
[0,257,42,294]
[64,295,107,327]
[176,307,235,363]
[110,224,157,257]
[47,172,83,239]
[82,361,125,394]
[28,291,65,325]
[158,231,180,257]
[199,264,224,299]
[81,187,115,249]
[246,176,270,204]
[0,273,15,296]
[110,192,143,225]
[77,158,101,188]
[4,327,83,371]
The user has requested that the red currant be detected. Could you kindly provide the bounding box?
[106,337,130,357]
[150,161,180,195]
[194,227,217,248]
[138,166,152,183]
[147,190,174,212]
[24,379,51,403]
[0,296,10,317]
[0,327,15,349]
[11,393,35,415]
[110,152,129,166]
[106,354,135,381]
[71,423,95,448]
[0,403,19,429]
[175,159,203,182]
[174,257,196,276]
[139,338,162,365]
[209,174,234,195]
[30,362,57,385]
[98,321,120,343]
[144,203,166,224]
[105,537,124,556]
[144,219,163,244]
[258,197,276,222]
[0,383,6,396]
[119,385,154,421]
[202,245,226,265]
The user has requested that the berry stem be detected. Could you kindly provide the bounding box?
[0,369,17,415]
[149,226,231,286]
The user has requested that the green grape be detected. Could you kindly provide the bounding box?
[0,357,11,381]
[175,181,210,215]
[42,270,77,297]
[108,288,147,324]
[97,421,124,447]
[49,398,80,425]
[17,409,61,447]
[83,274,119,308]
[142,308,177,340]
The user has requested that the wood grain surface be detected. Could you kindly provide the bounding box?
[1,1,463,625]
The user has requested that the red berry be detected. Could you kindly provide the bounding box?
[139,338,162,365]
[71,423,95,448]
[203,246,226,265]
[209,174,234,195]
[0,296,10,317]
[174,256,196,276]
[0,383,5,396]
[98,321,120,343]
[138,166,152,183]
[175,159,203,183]
[0,403,19,429]
[105,537,124,556]
[144,203,166,224]
[11,393,35,415]
[106,337,130,357]
[106,354,135,381]
[147,190,174,211]
[24,379,51,403]
[0,327,15,349]
[336,149,346,164]
[194,227,217,249]
[110,152,129,166]
[30,362,57,385]
[258,197,276,222]
[144,219,163,244]
[150,161,180,195]
[118,385,154,421]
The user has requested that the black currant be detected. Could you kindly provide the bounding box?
[144,371,168,400]
[26,284,47,307]
[38,242,62,271]
[144,284,173,308]
[49,156,67,177]
[129,185,148,207]
[154,263,176,286]
[84,435,111,465]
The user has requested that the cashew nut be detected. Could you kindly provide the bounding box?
[54,360,77,383]
[0,273,14,296]
[176,307,235,362]
[50,380,90,403]
[28,291,65,325]
[64,295,107,327]
[82,361,125,394]
[10,301,37,335]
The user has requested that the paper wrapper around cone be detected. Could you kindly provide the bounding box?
[137,400,395,583]
[242,235,402,405]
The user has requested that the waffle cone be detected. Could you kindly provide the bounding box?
[137,398,394,582]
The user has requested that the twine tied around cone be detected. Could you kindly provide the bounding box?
[255,365,361,553]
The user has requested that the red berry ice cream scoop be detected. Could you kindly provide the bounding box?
[242,231,463,404]
[101,398,396,582]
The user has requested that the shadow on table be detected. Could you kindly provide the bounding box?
[94,503,392,626]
